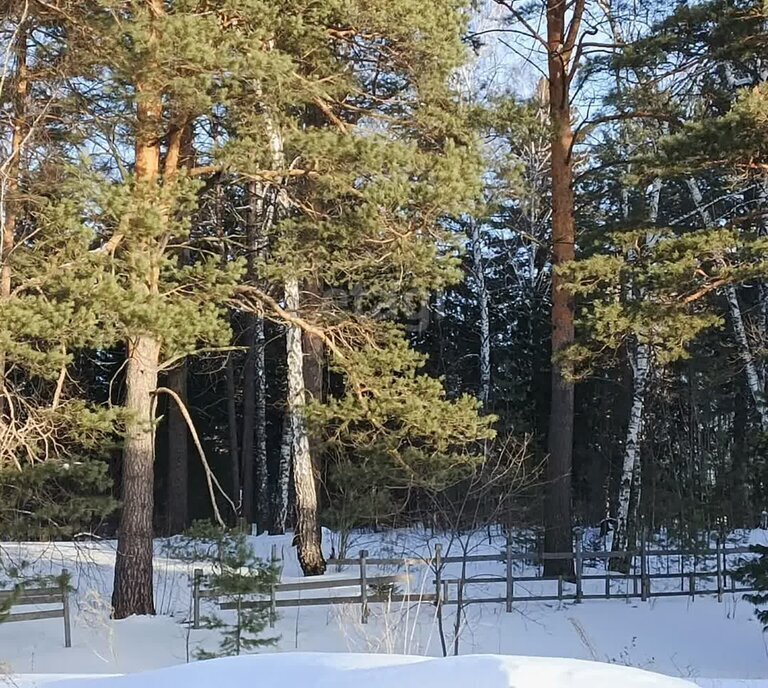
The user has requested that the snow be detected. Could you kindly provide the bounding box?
[2,528,768,687]
[10,653,698,688]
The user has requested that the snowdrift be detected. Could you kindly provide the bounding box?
[37,652,696,688]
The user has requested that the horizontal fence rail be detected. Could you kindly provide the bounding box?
[0,569,71,648]
[191,536,760,627]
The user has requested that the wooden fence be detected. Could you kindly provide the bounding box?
[191,537,759,626]
[0,569,72,647]
[433,534,757,609]
[191,548,436,627]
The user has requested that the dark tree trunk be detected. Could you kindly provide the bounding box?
[112,336,161,618]
[241,183,269,531]
[543,0,582,578]
[225,353,241,513]
[166,361,189,534]
[731,383,750,527]
[241,339,256,524]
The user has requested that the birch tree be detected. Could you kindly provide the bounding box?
[686,177,768,433]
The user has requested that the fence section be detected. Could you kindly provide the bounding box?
[191,537,759,625]
[0,568,71,647]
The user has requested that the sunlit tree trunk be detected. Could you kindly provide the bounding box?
[0,21,28,421]
[285,277,326,575]
[543,0,585,578]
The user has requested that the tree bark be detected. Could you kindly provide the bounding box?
[543,0,583,577]
[225,352,241,511]
[301,280,325,506]
[165,362,189,534]
[471,220,491,407]
[610,343,650,572]
[112,336,161,618]
[272,409,292,534]
[112,6,164,616]
[0,23,28,419]
[285,277,326,575]
[731,382,750,526]
[610,177,662,571]
[687,177,768,433]
[725,283,768,432]
[241,183,269,531]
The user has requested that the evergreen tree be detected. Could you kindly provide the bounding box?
[169,522,278,658]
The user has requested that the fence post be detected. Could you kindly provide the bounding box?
[359,550,369,624]
[574,528,583,603]
[61,569,71,649]
[434,544,443,609]
[689,572,695,600]
[640,525,649,602]
[557,575,563,602]
[193,568,202,629]
[505,532,513,613]
[269,581,276,628]
[716,534,723,603]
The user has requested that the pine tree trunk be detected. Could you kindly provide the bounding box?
[543,0,580,578]
[610,343,650,572]
[272,411,292,534]
[112,335,161,618]
[166,361,189,534]
[687,177,768,433]
[285,277,326,575]
[0,24,27,420]
[471,220,491,407]
[112,20,163,616]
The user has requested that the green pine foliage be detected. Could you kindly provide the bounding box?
[168,522,278,658]
[736,545,768,628]
[0,459,116,540]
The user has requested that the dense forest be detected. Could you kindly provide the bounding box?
[1,0,767,619]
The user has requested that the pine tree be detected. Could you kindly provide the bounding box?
[736,545,768,628]
[167,522,278,658]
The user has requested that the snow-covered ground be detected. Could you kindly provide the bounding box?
[9,653,701,688]
[1,528,767,687]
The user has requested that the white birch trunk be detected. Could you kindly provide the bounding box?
[611,343,651,570]
[285,276,326,574]
[725,283,768,432]
[687,177,768,433]
[611,177,661,570]
[256,88,324,569]
[241,181,270,529]
[273,409,292,534]
[471,220,491,407]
